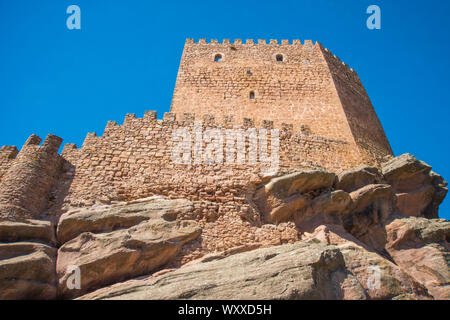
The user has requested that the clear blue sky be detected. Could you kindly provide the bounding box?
[1,0,449,219]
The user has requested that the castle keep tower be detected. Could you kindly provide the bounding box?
[171,39,393,160]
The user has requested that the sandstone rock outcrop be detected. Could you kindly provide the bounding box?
[57,197,194,244]
[78,237,429,300]
[385,215,449,299]
[0,218,58,299]
[253,170,336,224]
[0,154,448,300]
[0,242,57,300]
[56,197,201,298]
[301,224,430,300]
[334,166,384,193]
[57,219,201,298]
[0,219,56,244]
[382,153,448,218]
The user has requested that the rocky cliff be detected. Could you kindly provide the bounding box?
[0,154,448,300]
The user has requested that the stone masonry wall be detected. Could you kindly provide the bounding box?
[59,111,362,208]
[0,111,386,264]
[37,111,366,263]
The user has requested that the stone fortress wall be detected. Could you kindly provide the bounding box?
[59,111,366,206]
[0,110,384,263]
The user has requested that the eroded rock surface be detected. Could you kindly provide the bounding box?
[385,215,450,299]
[0,219,55,244]
[301,224,430,300]
[335,166,384,193]
[382,154,448,218]
[0,242,57,300]
[0,217,57,299]
[0,154,448,300]
[57,196,194,244]
[253,170,336,224]
[56,197,201,298]
[79,237,429,300]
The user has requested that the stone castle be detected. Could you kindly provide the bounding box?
[3,39,447,300]
[0,38,395,263]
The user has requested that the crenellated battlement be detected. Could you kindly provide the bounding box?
[0,146,19,159]
[64,109,392,164]
[183,38,357,75]
[0,134,64,165]
[0,134,64,220]
[72,110,298,152]
[320,45,359,81]
[185,38,319,47]
[18,134,63,155]
[125,110,293,131]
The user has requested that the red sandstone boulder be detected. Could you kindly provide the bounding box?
[57,196,194,244]
[384,215,450,299]
[294,190,352,231]
[0,219,56,245]
[78,235,430,300]
[395,186,435,217]
[78,240,363,300]
[0,242,57,300]
[57,218,201,298]
[335,166,383,193]
[264,170,336,198]
[301,224,430,300]
[55,197,201,299]
[381,153,448,218]
[253,170,335,224]
[263,195,308,224]
[341,184,395,251]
